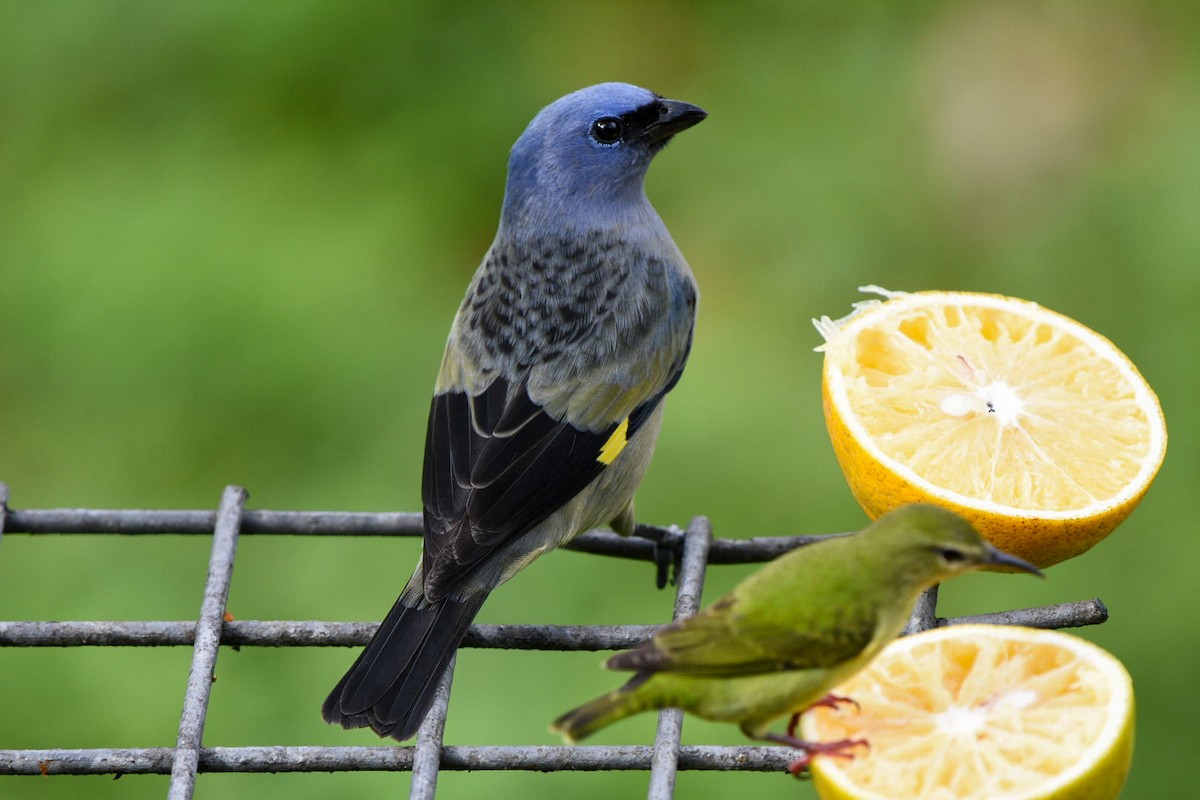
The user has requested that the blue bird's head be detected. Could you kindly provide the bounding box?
[501,83,706,229]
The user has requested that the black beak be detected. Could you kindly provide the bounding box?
[644,99,707,144]
[985,545,1044,577]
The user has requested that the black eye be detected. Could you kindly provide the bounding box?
[590,117,623,144]
[936,547,968,565]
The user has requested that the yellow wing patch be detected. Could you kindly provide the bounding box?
[597,417,630,465]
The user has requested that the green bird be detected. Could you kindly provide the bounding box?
[551,504,1042,774]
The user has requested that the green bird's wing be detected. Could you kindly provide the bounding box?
[606,592,877,677]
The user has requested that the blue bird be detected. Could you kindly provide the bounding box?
[322,83,706,740]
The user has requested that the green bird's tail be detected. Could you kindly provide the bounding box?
[551,673,652,743]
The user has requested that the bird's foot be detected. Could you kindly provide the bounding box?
[786,738,870,778]
[786,694,860,738]
[810,693,860,713]
[653,538,675,589]
[761,733,869,778]
[635,523,683,589]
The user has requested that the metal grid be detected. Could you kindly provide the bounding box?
[0,483,1110,797]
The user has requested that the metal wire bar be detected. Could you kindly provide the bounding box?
[0,620,656,649]
[0,482,10,547]
[2,503,833,565]
[410,657,456,800]
[648,516,714,798]
[2,507,422,537]
[0,485,1114,796]
[945,599,1109,629]
[0,600,1112,649]
[168,486,247,800]
[903,585,940,635]
[0,745,796,775]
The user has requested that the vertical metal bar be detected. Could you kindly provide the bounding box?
[903,585,940,635]
[409,655,457,800]
[0,482,9,548]
[646,516,712,800]
[167,486,247,800]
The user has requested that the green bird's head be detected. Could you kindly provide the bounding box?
[868,503,1043,584]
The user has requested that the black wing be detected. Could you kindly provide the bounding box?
[419,375,666,601]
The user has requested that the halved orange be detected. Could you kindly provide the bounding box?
[801,624,1134,800]
[816,288,1166,567]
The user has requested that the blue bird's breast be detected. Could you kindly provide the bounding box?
[462,228,695,375]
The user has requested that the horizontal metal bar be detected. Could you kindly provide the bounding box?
[1,507,835,564]
[0,600,1109,649]
[572,528,839,565]
[0,621,662,649]
[2,508,423,537]
[944,598,1108,629]
[0,745,794,776]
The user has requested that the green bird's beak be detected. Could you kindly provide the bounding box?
[984,545,1044,577]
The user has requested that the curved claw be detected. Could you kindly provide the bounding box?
[758,732,869,778]
[810,693,861,713]
[787,694,860,737]
[785,738,870,778]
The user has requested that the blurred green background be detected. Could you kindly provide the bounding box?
[1,2,1196,798]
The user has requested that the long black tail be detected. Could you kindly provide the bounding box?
[322,590,487,741]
